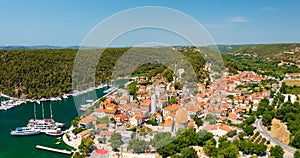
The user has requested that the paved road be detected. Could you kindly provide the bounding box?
[254,118,296,154]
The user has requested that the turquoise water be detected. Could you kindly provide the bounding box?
[0,87,108,158]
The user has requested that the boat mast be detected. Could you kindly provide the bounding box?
[34,103,36,120]
[50,103,53,119]
[42,102,44,119]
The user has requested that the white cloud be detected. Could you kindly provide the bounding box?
[261,6,278,11]
[205,17,249,29]
[226,17,249,23]
[205,24,232,28]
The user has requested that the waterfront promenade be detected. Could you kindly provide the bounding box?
[62,126,81,149]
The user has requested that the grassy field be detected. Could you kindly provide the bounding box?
[284,79,300,86]
[269,119,290,145]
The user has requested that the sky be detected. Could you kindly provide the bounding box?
[0,0,300,46]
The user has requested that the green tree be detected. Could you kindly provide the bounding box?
[245,116,256,125]
[72,127,84,135]
[174,82,182,90]
[227,95,234,99]
[158,143,177,157]
[205,114,217,124]
[146,118,158,126]
[180,147,197,158]
[168,96,177,104]
[197,130,214,146]
[292,131,300,148]
[292,131,300,149]
[73,152,84,158]
[254,143,267,156]
[191,114,203,127]
[97,116,110,124]
[151,132,174,149]
[71,117,81,127]
[238,132,246,140]
[294,149,300,158]
[128,82,138,99]
[203,139,217,157]
[218,136,230,149]
[218,143,239,158]
[99,97,106,103]
[262,113,273,126]
[78,137,94,155]
[270,145,284,158]
[227,130,237,137]
[176,128,185,136]
[244,125,255,136]
[162,69,174,82]
[128,139,149,153]
[109,132,122,151]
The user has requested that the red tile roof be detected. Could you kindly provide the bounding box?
[228,113,237,120]
[79,116,97,124]
[163,104,180,111]
[78,130,90,137]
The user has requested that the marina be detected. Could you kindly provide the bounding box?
[0,97,26,111]
[79,85,117,112]
[0,86,107,158]
[0,84,109,111]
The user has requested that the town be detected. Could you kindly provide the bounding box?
[64,70,300,158]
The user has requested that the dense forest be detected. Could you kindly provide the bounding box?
[223,53,300,79]
[221,43,300,64]
[0,47,208,98]
[222,43,300,78]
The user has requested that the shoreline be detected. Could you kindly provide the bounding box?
[63,86,118,148]
[0,83,110,111]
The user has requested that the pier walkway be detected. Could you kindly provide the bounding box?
[36,145,72,155]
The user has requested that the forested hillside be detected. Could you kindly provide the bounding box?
[223,43,300,64]
[4,44,298,99]
[222,44,300,79]
[0,47,207,98]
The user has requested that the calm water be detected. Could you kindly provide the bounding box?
[0,86,108,158]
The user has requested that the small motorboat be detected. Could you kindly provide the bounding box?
[45,128,64,136]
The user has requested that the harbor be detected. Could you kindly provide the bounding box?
[79,85,118,112]
[0,84,109,111]
[0,86,108,158]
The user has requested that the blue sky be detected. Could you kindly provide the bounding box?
[0,0,300,46]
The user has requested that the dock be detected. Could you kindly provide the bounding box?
[35,145,72,155]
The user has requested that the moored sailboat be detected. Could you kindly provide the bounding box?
[27,103,65,132]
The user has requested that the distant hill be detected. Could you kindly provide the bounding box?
[221,43,300,64]
[0,45,64,50]
[0,45,90,50]
[217,44,249,53]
